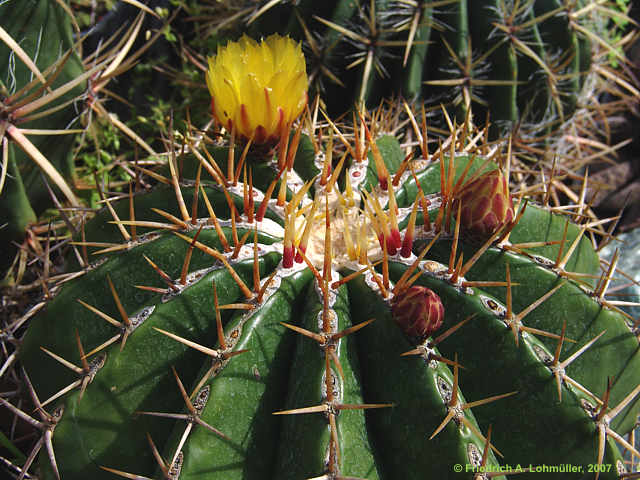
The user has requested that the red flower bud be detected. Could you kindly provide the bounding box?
[455,169,514,239]
[391,286,444,339]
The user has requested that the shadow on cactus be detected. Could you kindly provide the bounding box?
[9,34,640,480]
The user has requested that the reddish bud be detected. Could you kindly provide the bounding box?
[454,169,514,239]
[283,245,294,269]
[391,286,444,339]
[389,229,402,254]
[378,231,402,256]
[294,246,306,264]
[399,231,414,258]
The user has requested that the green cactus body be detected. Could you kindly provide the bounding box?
[236,0,624,138]
[15,111,640,480]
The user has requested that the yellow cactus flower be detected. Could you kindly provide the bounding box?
[206,34,308,145]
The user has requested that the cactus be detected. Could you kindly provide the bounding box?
[0,0,86,249]
[8,107,640,479]
[7,34,640,480]
[0,0,170,267]
[202,0,633,140]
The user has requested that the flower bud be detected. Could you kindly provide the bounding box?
[391,286,444,339]
[455,169,514,239]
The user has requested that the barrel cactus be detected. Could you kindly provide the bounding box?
[9,34,640,480]
[207,0,632,139]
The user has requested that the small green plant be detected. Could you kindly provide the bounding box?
[606,0,633,67]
